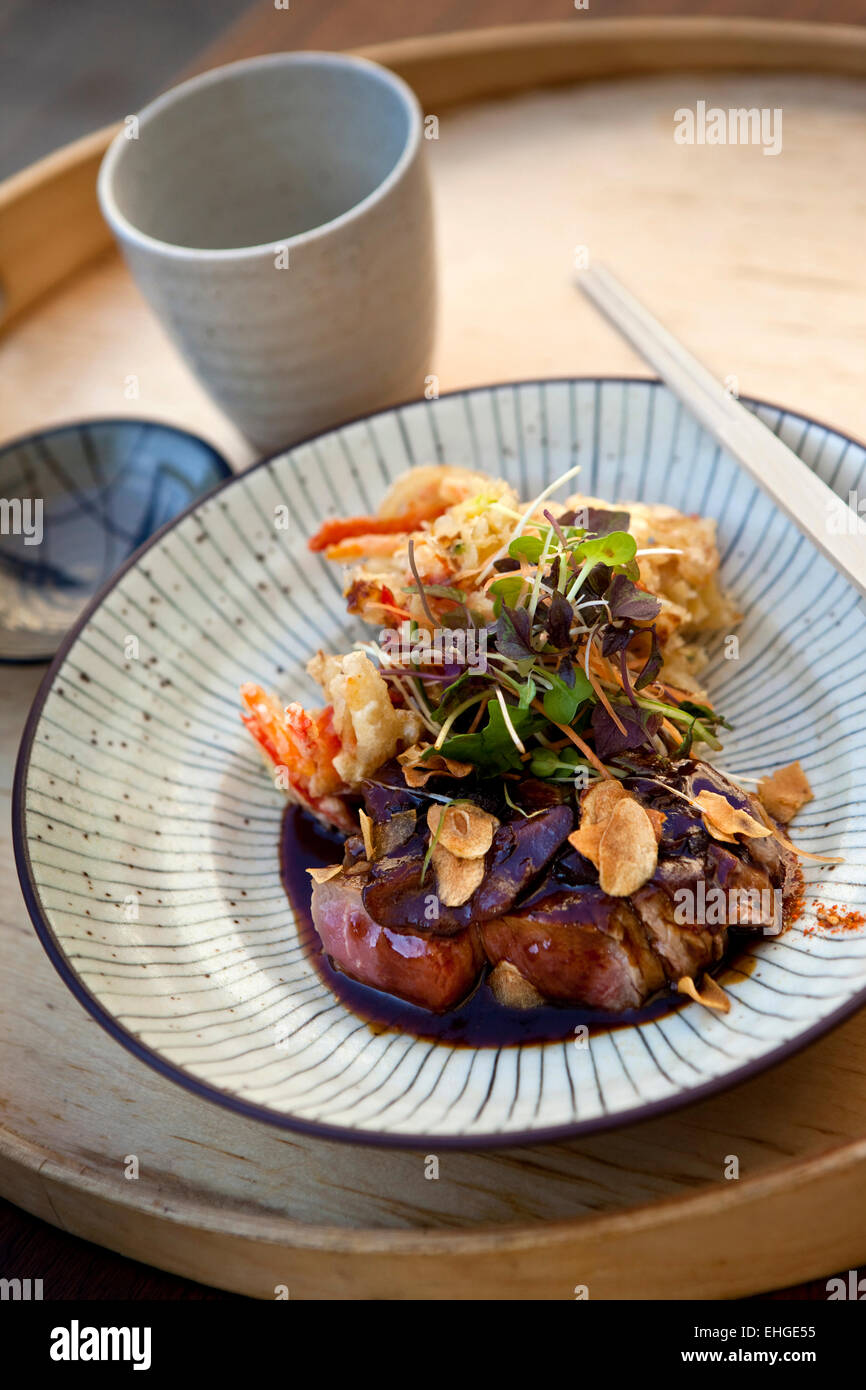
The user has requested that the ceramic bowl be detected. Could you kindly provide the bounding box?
[0,419,231,662]
[14,380,866,1146]
[98,53,436,452]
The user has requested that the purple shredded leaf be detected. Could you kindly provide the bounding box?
[600,622,635,658]
[606,573,661,621]
[557,658,577,689]
[591,701,662,758]
[600,621,662,700]
[582,506,631,537]
[542,508,571,550]
[618,646,641,711]
[635,628,662,690]
[546,591,574,649]
[406,538,438,627]
[384,664,466,682]
[495,604,534,660]
[548,555,566,590]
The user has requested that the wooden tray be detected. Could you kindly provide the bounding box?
[3,18,866,1300]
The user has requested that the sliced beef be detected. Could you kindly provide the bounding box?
[471,804,573,920]
[705,842,782,930]
[358,802,573,934]
[311,870,483,1012]
[482,759,800,1008]
[630,884,725,980]
[309,801,573,1010]
[482,884,666,1010]
[309,754,801,1013]
[361,829,475,936]
[738,802,800,906]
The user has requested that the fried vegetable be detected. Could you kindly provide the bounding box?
[432,843,487,907]
[597,797,659,897]
[758,761,813,824]
[308,650,423,785]
[693,789,773,842]
[426,802,499,860]
[488,961,545,1010]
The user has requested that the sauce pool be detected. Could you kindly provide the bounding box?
[280,805,692,1048]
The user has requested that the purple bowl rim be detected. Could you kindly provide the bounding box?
[12,375,866,1151]
[0,415,233,666]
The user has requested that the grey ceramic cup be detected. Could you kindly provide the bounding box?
[98,53,436,451]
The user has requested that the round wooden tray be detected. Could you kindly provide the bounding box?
[3,18,866,1300]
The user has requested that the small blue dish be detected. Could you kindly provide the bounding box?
[0,419,232,662]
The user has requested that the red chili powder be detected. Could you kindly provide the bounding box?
[804,899,866,936]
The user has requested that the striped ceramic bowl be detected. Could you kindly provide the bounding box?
[14,380,866,1146]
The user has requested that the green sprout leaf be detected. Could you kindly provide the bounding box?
[528,748,561,778]
[575,530,637,569]
[516,674,538,709]
[541,668,592,725]
[488,574,527,615]
[423,584,466,602]
[508,534,546,564]
[439,700,539,774]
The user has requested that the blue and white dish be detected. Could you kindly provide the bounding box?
[13,380,866,1146]
[0,419,231,661]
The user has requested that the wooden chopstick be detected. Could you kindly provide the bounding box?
[577,263,866,602]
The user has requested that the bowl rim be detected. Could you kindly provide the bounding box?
[97,51,424,262]
[0,415,233,667]
[12,376,866,1150]
[0,414,234,461]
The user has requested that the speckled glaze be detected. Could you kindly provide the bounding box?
[98,53,436,452]
[14,381,866,1147]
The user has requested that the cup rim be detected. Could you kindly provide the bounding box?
[97,50,423,262]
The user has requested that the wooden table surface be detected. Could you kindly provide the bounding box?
[2,0,864,1301]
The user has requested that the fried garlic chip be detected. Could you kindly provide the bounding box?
[488,962,545,1010]
[431,843,486,906]
[580,779,629,826]
[306,864,342,884]
[597,797,659,897]
[677,974,731,1013]
[757,761,813,825]
[426,802,498,860]
[694,789,772,842]
[398,744,473,787]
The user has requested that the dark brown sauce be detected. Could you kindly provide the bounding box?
[280,805,692,1048]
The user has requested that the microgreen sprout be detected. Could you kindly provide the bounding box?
[478,463,583,580]
[420,796,452,884]
[347,478,732,784]
[495,686,526,754]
